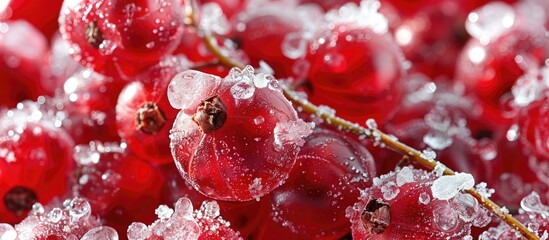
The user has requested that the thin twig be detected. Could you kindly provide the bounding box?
[186,1,539,239]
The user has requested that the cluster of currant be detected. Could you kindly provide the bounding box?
[1,0,549,239]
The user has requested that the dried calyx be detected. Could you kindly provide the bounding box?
[85,21,104,49]
[192,96,227,133]
[4,186,38,215]
[361,198,391,234]
[136,102,167,134]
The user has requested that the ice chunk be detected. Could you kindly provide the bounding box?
[273,119,314,150]
[380,181,399,200]
[465,2,515,44]
[200,3,231,35]
[230,79,255,100]
[168,70,221,111]
[81,227,119,240]
[325,0,388,34]
[521,191,549,216]
[431,173,475,200]
[0,224,17,240]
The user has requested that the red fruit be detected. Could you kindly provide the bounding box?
[0,104,74,224]
[59,0,185,79]
[0,20,51,108]
[169,66,312,201]
[72,142,165,235]
[456,2,549,125]
[347,167,490,239]
[393,1,468,80]
[0,0,64,39]
[116,56,185,164]
[306,7,405,125]
[298,0,360,12]
[60,69,124,144]
[195,201,242,240]
[265,126,376,239]
[235,3,316,79]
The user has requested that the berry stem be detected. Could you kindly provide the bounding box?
[186,1,539,239]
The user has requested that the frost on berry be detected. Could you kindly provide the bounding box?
[127,197,241,240]
[480,192,549,239]
[8,197,102,239]
[170,66,309,201]
[347,167,490,239]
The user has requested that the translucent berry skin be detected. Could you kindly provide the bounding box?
[456,19,549,124]
[72,142,165,235]
[0,113,74,223]
[116,57,184,164]
[0,20,50,108]
[266,126,376,238]
[347,168,485,239]
[59,0,185,79]
[3,0,64,39]
[170,68,306,201]
[306,24,405,125]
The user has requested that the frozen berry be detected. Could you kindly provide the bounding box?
[169,66,312,201]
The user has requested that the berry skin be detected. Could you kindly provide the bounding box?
[0,104,75,224]
[116,56,185,164]
[264,126,376,239]
[518,97,549,159]
[306,22,405,125]
[169,66,312,201]
[59,0,185,79]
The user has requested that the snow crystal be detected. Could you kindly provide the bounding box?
[512,72,545,107]
[475,182,495,199]
[273,119,314,151]
[431,173,475,200]
[396,166,414,186]
[325,0,388,34]
[200,3,231,35]
[155,205,174,220]
[365,118,377,129]
[230,79,255,100]
[423,133,453,150]
[420,149,437,162]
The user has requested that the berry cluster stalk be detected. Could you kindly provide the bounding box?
[184,1,539,239]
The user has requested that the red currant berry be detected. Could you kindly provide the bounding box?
[59,0,185,79]
[306,4,405,125]
[518,97,549,159]
[456,2,549,124]
[0,104,74,224]
[169,66,312,201]
[116,56,185,164]
[261,126,376,238]
[72,142,165,235]
[347,167,489,239]
[0,20,50,108]
[1,0,64,39]
[60,69,124,144]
